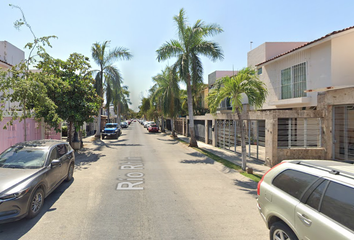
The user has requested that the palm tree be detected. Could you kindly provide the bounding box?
[91,41,132,138]
[207,67,267,171]
[140,97,151,120]
[113,85,131,123]
[151,66,181,136]
[156,8,223,147]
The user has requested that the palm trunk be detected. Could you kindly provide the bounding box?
[171,118,177,137]
[95,108,101,138]
[116,102,121,125]
[236,108,247,171]
[161,115,165,132]
[186,74,197,147]
[95,68,104,138]
[107,107,110,123]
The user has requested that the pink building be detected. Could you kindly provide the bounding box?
[0,41,61,153]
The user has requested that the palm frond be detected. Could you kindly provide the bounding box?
[193,41,224,61]
[173,8,188,45]
[156,40,183,62]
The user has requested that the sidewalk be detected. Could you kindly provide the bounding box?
[176,134,270,177]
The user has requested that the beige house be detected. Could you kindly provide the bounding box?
[177,26,354,167]
[249,26,354,166]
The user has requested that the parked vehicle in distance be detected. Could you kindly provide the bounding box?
[148,124,159,132]
[101,123,121,139]
[257,160,354,240]
[0,140,75,224]
[144,121,154,128]
[120,122,128,128]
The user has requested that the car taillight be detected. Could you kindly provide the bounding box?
[257,162,284,196]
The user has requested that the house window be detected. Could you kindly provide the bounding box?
[257,67,262,75]
[278,118,322,148]
[281,62,307,99]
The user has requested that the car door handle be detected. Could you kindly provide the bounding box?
[297,212,312,226]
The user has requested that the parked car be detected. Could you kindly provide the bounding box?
[120,122,128,128]
[101,123,121,139]
[0,140,75,224]
[148,124,159,132]
[257,160,354,240]
[144,121,154,128]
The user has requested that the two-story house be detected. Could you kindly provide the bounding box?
[247,26,354,165]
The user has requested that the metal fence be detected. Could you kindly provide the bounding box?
[216,119,265,161]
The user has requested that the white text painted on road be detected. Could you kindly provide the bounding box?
[117,157,144,190]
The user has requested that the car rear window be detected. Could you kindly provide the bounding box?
[272,169,318,200]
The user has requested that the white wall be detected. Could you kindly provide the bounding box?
[0,41,24,66]
[254,40,337,109]
[332,30,354,86]
[248,42,308,68]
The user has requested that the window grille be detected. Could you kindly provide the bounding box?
[278,118,322,148]
[281,62,307,99]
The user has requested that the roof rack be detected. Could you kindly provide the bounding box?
[294,161,354,180]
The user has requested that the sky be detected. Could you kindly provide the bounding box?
[2,0,354,111]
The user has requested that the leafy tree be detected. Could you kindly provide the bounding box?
[157,8,223,147]
[36,52,102,145]
[0,5,60,140]
[179,82,209,115]
[207,67,267,170]
[91,41,132,138]
[151,66,180,136]
[140,97,151,120]
[112,85,131,123]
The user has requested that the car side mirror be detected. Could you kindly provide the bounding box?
[51,159,61,168]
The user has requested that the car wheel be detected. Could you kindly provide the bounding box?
[270,222,298,240]
[26,188,44,219]
[116,133,119,139]
[65,163,74,182]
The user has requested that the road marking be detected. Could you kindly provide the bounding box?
[117,157,144,191]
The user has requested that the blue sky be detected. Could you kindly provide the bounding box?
[2,0,354,111]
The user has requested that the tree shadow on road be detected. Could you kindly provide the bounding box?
[74,148,103,171]
[180,152,215,164]
[233,179,257,197]
[156,138,179,145]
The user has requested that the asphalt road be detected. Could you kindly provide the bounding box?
[0,122,269,240]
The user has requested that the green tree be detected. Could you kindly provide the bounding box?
[151,66,181,136]
[0,5,61,140]
[140,97,151,120]
[91,41,132,137]
[112,85,131,123]
[37,52,102,146]
[207,67,267,170]
[157,8,223,147]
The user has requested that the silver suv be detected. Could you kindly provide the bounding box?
[257,160,354,240]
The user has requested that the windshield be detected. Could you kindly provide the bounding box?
[0,146,47,169]
[106,124,117,128]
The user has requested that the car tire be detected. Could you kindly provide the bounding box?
[65,163,74,182]
[270,222,298,240]
[26,188,44,219]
